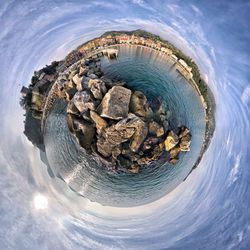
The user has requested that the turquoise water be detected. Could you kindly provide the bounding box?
[44,45,206,207]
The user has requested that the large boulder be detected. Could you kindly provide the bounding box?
[96,115,147,157]
[97,86,131,120]
[73,91,95,113]
[164,131,179,151]
[88,79,107,100]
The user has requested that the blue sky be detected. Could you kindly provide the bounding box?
[0,0,249,249]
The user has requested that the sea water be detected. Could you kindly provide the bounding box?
[44,45,206,207]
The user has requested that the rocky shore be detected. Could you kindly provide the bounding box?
[55,58,192,173]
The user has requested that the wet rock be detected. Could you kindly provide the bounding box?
[169,158,178,165]
[90,110,108,133]
[129,91,148,117]
[73,119,95,150]
[179,140,191,152]
[179,126,190,138]
[98,86,131,120]
[73,91,95,113]
[128,164,140,174]
[88,79,107,100]
[169,146,180,159]
[164,131,179,151]
[101,77,125,88]
[148,121,164,137]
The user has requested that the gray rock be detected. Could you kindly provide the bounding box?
[73,91,94,113]
[98,86,131,120]
[89,73,98,79]
[88,79,107,100]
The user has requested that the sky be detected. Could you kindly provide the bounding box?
[0,0,250,249]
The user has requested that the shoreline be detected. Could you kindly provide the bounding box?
[21,33,215,179]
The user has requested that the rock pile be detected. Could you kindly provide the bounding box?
[58,58,191,173]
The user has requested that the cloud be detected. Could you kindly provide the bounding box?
[190,4,203,16]
[241,85,250,105]
[228,153,241,185]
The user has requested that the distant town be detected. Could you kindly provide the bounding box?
[75,33,195,84]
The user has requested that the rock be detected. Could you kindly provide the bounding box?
[101,77,125,88]
[90,110,108,133]
[129,91,148,117]
[142,137,159,151]
[117,156,131,168]
[169,158,178,165]
[73,91,95,113]
[65,88,77,101]
[88,79,107,100]
[67,114,74,133]
[79,66,89,76]
[148,121,164,137]
[179,140,191,152]
[104,119,136,145]
[89,73,98,79]
[96,116,148,157]
[96,136,114,158]
[73,119,95,150]
[69,70,77,80]
[128,164,140,174]
[136,145,162,165]
[67,100,79,115]
[162,120,169,131]
[112,146,122,160]
[158,102,166,115]
[98,86,131,120]
[169,146,180,159]
[72,74,83,91]
[179,127,190,138]
[130,118,148,152]
[164,131,179,151]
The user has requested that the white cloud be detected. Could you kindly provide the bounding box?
[241,85,250,105]
[190,4,203,16]
[228,153,241,185]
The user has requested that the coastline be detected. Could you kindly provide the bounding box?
[21,31,215,179]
